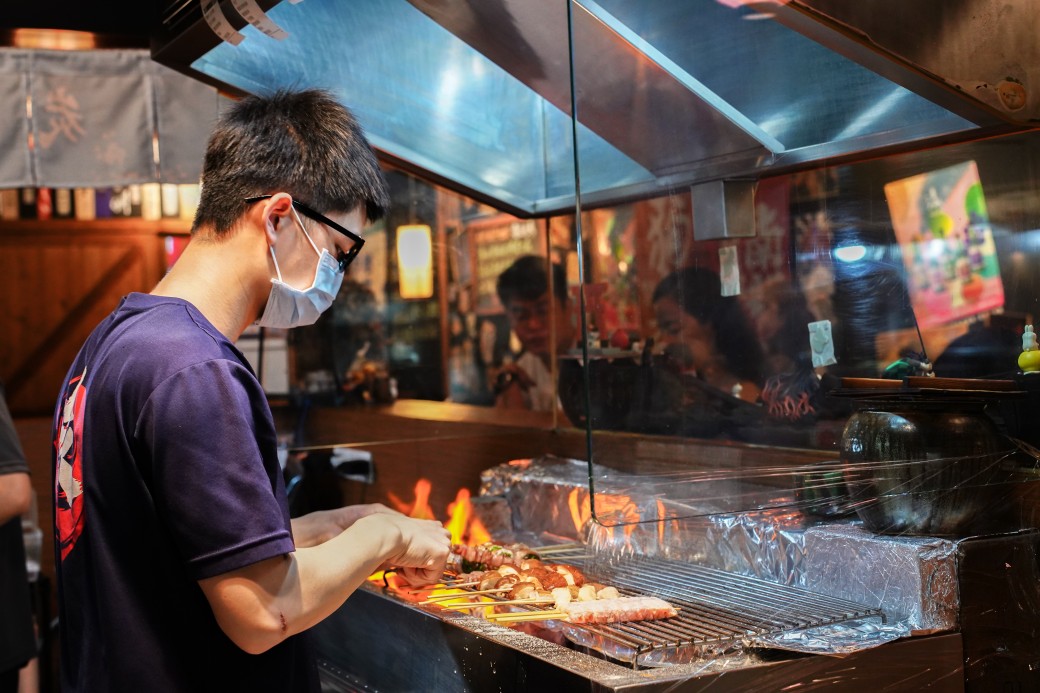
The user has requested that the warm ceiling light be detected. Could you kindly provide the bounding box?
[10,29,98,50]
[396,224,434,299]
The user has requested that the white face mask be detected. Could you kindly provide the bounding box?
[257,207,344,329]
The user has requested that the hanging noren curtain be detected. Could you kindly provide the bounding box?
[0,47,225,189]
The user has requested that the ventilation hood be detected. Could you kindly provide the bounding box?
[154,0,1034,217]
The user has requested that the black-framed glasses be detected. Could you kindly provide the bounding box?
[245,195,365,272]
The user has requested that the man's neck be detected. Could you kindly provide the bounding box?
[150,233,267,341]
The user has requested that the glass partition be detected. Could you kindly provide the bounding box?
[562,5,1040,544]
[167,0,1040,544]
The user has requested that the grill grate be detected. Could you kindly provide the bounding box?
[448,544,883,667]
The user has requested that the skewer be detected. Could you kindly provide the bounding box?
[420,588,510,603]
[439,598,555,610]
[485,610,566,622]
[406,580,480,593]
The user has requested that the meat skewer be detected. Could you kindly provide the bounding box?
[435,546,677,624]
[558,596,678,624]
[485,610,565,623]
[447,541,541,573]
[484,595,678,624]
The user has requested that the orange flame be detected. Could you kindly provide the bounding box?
[387,478,436,519]
[445,487,471,545]
[593,494,641,539]
[568,488,591,534]
[386,479,495,546]
[467,515,492,546]
[445,487,494,545]
[657,499,667,546]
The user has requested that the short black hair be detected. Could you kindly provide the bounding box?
[496,255,568,307]
[192,88,390,235]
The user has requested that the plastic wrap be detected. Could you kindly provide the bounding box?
[481,455,698,541]
[482,454,808,584]
[476,454,975,658]
[582,509,811,586]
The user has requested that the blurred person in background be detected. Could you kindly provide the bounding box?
[494,255,578,413]
[0,380,35,693]
[652,266,765,403]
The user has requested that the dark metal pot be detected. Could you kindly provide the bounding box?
[840,400,1012,536]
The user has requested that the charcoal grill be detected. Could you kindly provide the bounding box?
[311,548,960,693]
[436,546,882,667]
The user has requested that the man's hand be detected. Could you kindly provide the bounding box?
[292,503,403,548]
[493,363,536,409]
[359,513,452,586]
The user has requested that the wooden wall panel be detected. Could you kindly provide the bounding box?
[1,220,180,415]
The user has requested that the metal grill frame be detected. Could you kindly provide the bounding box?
[443,545,883,669]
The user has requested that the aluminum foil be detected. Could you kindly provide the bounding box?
[750,616,913,655]
[480,455,645,540]
[483,455,811,584]
[521,615,910,666]
[800,524,959,632]
[469,495,513,537]
[479,454,962,646]
[582,510,811,586]
[697,508,810,585]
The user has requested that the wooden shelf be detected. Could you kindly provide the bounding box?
[0,217,192,236]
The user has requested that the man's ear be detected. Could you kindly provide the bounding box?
[258,193,295,246]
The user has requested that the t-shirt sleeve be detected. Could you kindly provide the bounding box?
[137,359,294,579]
[0,384,29,476]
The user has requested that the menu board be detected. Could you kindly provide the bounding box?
[884,160,1004,329]
[471,217,542,314]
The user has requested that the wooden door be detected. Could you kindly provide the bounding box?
[0,219,179,415]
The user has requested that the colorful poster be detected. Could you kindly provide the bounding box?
[884,160,1004,329]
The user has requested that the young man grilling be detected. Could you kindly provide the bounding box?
[52,89,451,692]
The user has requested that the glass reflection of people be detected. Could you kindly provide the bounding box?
[494,255,577,412]
[652,267,765,403]
[292,276,387,401]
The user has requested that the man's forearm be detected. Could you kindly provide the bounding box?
[0,471,31,525]
[201,514,396,654]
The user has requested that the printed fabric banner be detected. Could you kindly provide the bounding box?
[152,61,227,184]
[30,50,157,186]
[0,51,32,187]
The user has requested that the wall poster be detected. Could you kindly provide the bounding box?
[884,160,1004,329]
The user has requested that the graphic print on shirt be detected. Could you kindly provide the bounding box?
[55,368,87,560]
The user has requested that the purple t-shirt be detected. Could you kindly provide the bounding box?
[52,293,317,692]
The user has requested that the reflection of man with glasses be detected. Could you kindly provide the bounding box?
[494,255,577,413]
[51,90,450,693]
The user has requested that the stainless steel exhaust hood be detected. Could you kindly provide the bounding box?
[154,0,1031,217]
